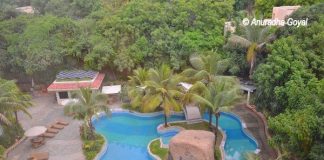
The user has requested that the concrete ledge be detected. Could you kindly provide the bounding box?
[147,138,162,160]
[3,136,27,159]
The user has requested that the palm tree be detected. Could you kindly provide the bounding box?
[181,53,230,83]
[200,77,243,142]
[142,64,183,127]
[181,53,230,125]
[0,78,32,125]
[226,25,272,78]
[127,68,149,111]
[64,88,110,139]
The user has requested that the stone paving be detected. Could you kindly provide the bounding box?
[7,93,85,160]
[232,105,278,160]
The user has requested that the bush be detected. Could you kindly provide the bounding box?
[80,125,105,160]
[0,123,24,148]
[214,148,221,160]
[0,145,5,158]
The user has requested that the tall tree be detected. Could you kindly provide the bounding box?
[0,78,32,124]
[226,25,272,78]
[200,77,242,142]
[127,67,149,111]
[142,64,182,127]
[181,53,230,125]
[64,88,110,139]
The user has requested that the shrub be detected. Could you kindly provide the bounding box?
[0,123,24,148]
[80,125,105,160]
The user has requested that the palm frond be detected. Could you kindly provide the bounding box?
[189,54,205,70]
[227,35,252,48]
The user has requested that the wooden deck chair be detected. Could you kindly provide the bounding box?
[28,152,49,160]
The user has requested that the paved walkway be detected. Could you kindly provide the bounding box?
[8,93,85,160]
[232,105,277,160]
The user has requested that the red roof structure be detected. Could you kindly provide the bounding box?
[272,6,300,20]
[47,73,105,91]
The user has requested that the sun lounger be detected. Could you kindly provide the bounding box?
[56,119,69,126]
[31,139,45,148]
[28,152,49,160]
[41,132,56,138]
[46,128,59,134]
[50,123,65,129]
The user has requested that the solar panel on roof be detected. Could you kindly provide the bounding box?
[56,70,97,80]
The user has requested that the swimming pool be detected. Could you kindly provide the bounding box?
[93,111,258,160]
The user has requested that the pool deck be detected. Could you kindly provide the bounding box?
[232,104,278,160]
[7,93,86,160]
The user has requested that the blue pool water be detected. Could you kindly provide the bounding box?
[160,130,179,145]
[93,111,257,160]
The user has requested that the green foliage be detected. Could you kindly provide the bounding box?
[255,0,321,18]
[0,123,24,148]
[0,145,5,157]
[214,148,221,160]
[31,0,100,18]
[253,4,324,159]
[254,34,322,113]
[268,107,318,158]
[0,78,32,125]
[80,125,105,160]
[142,64,183,126]
[64,88,110,138]
[96,0,234,70]
[225,25,272,77]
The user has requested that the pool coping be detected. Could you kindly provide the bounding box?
[93,109,260,160]
[147,138,163,160]
[221,112,260,152]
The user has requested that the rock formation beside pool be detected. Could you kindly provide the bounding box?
[168,130,215,160]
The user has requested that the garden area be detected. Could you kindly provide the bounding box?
[0,0,323,160]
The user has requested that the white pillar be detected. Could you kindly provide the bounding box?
[247,91,251,105]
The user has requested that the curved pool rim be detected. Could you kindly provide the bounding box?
[93,109,259,160]
[220,112,259,149]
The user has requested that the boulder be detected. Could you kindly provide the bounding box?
[168,130,215,160]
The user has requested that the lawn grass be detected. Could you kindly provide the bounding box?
[149,139,168,160]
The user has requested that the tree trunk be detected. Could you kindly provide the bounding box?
[14,111,18,124]
[164,110,168,127]
[214,112,220,145]
[208,109,212,128]
[88,119,95,140]
[249,56,255,79]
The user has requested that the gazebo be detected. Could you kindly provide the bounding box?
[240,82,256,105]
[47,70,105,105]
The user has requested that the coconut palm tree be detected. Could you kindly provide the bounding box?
[181,53,230,125]
[226,25,272,78]
[201,77,243,142]
[64,87,110,139]
[127,68,149,111]
[0,78,32,125]
[142,64,183,127]
[181,53,230,83]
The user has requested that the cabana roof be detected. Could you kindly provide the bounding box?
[47,71,105,91]
[240,84,256,92]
